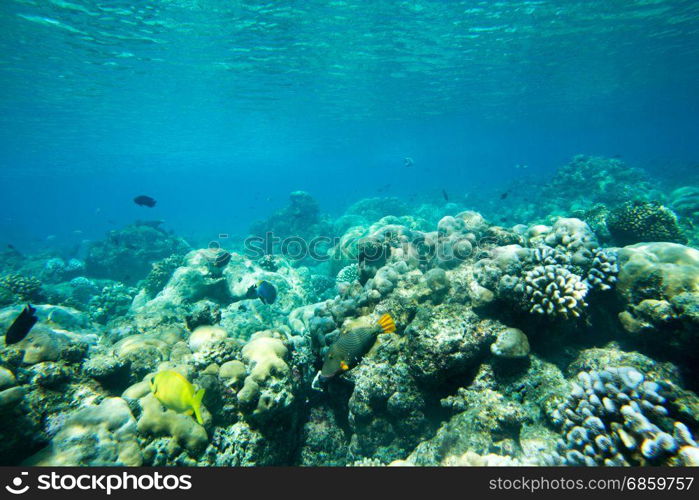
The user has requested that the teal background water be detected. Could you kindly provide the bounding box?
[1,0,698,249]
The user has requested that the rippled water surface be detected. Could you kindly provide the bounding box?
[0,0,698,243]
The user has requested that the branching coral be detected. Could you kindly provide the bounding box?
[543,218,599,266]
[547,367,699,466]
[519,265,589,319]
[585,248,619,292]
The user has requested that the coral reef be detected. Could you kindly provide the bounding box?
[615,242,699,356]
[0,274,44,304]
[543,155,655,209]
[26,398,142,466]
[520,265,589,320]
[236,331,294,424]
[1,156,698,468]
[670,186,699,219]
[249,191,334,262]
[41,258,85,284]
[546,366,699,466]
[142,254,185,297]
[607,201,686,246]
[88,283,137,324]
[85,222,190,284]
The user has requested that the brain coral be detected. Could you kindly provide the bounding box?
[607,201,686,246]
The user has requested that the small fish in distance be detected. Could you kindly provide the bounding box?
[134,195,157,207]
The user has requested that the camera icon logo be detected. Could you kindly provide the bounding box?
[5,472,29,495]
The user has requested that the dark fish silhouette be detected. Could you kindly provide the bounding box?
[5,304,38,345]
[247,280,277,304]
[134,195,157,207]
[442,189,449,202]
[500,191,509,200]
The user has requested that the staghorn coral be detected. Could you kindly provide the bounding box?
[607,201,686,246]
[547,366,699,466]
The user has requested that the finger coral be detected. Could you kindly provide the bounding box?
[519,264,589,320]
[546,366,699,466]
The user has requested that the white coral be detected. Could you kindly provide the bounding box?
[522,265,589,319]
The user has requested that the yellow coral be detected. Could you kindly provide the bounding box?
[237,331,289,414]
[137,393,208,454]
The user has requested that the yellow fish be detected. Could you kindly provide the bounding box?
[149,370,206,425]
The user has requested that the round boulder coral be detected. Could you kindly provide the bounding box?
[607,201,686,246]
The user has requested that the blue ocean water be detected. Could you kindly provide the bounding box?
[0,0,698,249]
[4,1,699,470]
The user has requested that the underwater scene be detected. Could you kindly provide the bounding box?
[1,0,699,467]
